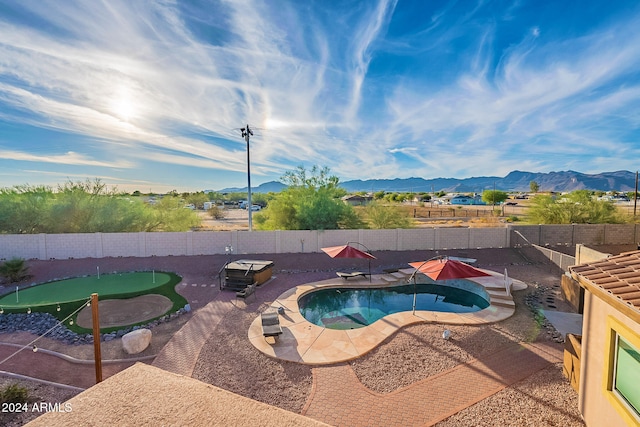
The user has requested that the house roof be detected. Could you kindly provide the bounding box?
[569,250,640,322]
[341,194,372,201]
[26,363,329,427]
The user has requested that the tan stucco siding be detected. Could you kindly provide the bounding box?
[579,292,640,427]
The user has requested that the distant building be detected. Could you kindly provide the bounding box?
[449,195,486,205]
[341,194,373,206]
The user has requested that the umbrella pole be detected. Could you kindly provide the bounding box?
[412,277,417,315]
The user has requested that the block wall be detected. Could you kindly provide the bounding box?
[1,224,638,260]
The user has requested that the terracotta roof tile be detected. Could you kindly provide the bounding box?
[569,250,640,310]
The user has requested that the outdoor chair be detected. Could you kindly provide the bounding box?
[236,283,256,301]
[336,271,369,280]
[261,311,282,339]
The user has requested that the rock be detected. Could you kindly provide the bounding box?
[122,328,152,354]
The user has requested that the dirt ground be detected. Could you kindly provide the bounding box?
[197,208,249,230]
[196,206,513,231]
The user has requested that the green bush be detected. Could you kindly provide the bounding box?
[0,258,29,283]
[0,384,29,404]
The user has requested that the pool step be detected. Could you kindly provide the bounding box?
[489,295,515,309]
[483,283,510,292]
[390,271,409,280]
[486,289,510,298]
[380,275,398,284]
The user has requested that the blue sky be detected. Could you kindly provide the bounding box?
[1,1,640,193]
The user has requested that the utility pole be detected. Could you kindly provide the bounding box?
[634,170,638,218]
[240,124,253,231]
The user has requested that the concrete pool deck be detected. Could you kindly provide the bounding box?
[249,268,527,364]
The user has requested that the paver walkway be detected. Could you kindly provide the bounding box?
[302,340,563,427]
[152,292,235,376]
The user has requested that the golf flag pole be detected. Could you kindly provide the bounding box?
[91,293,103,383]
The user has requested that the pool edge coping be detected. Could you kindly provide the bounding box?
[248,269,520,365]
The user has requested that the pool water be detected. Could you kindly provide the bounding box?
[298,282,490,330]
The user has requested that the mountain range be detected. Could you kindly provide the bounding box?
[217,170,638,194]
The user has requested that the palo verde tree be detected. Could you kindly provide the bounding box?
[481,190,508,205]
[363,201,413,229]
[530,181,540,193]
[254,166,363,230]
[527,190,627,224]
[0,184,53,234]
[0,179,201,233]
[145,195,201,231]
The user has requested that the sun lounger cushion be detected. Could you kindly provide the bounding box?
[336,271,368,280]
[261,311,282,338]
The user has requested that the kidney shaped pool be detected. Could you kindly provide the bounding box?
[298,280,490,330]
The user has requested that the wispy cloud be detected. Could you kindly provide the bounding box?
[0,1,639,190]
[0,149,129,168]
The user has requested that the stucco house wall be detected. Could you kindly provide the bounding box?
[578,292,640,426]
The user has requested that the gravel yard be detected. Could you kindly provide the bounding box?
[0,247,586,426]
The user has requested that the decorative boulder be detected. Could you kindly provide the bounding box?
[122,328,152,354]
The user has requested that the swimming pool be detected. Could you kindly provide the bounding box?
[298,281,490,330]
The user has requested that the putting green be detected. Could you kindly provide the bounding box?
[0,272,173,308]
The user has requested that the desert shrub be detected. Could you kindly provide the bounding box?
[208,206,226,219]
[0,384,29,404]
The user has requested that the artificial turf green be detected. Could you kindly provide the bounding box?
[0,272,172,307]
[0,272,188,333]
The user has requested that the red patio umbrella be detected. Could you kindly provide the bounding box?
[407,257,490,314]
[408,258,490,281]
[322,243,376,281]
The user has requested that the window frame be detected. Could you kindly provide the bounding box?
[604,316,640,425]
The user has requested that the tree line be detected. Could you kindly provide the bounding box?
[1,172,635,234]
[0,180,200,233]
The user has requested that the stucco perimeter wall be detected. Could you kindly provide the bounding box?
[578,293,640,427]
[0,224,638,260]
[510,224,640,247]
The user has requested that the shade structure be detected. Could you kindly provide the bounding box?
[408,258,490,281]
[322,245,376,260]
[322,244,376,281]
[407,257,490,314]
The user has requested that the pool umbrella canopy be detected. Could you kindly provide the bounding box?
[408,258,490,281]
[322,243,376,280]
[322,245,376,260]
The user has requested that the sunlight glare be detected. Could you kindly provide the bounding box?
[110,87,137,122]
[264,118,290,129]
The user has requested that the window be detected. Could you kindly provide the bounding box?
[605,316,640,425]
[613,336,640,416]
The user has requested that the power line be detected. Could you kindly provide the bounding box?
[0,297,91,366]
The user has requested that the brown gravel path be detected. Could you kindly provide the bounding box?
[302,341,563,427]
[152,294,235,376]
